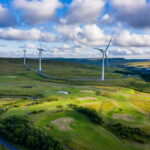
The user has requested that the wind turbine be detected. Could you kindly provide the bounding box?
[37,44,45,72]
[94,36,113,81]
[23,49,27,65]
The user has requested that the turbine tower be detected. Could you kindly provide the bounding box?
[94,36,113,81]
[23,49,27,65]
[38,47,45,72]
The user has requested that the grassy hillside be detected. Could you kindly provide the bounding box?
[26,58,124,79]
[0,58,150,150]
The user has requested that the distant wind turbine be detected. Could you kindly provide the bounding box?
[38,43,45,72]
[23,49,27,65]
[94,36,113,81]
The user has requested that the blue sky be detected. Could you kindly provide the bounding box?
[0,0,150,58]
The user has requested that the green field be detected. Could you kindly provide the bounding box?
[25,58,125,79]
[0,58,150,150]
[127,61,150,68]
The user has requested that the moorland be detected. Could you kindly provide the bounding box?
[0,58,150,150]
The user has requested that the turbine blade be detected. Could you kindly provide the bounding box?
[105,35,113,52]
[38,39,43,49]
[94,48,104,52]
[40,41,42,49]
[94,48,100,50]
[105,53,110,71]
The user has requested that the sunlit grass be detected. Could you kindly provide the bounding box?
[127,61,150,68]
[131,99,150,112]
[0,58,150,150]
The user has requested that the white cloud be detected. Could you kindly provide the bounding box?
[0,3,16,27]
[62,44,71,49]
[111,0,145,10]
[110,48,141,56]
[61,0,105,24]
[13,0,62,25]
[55,25,82,41]
[55,24,110,47]
[109,47,150,59]
[55,24,150,57]
[110,0,150,28]
[50,44,85,52]
[20,43,37,49]
[0,28,56,42]
[114,30,150,47]
[99,14,114,25]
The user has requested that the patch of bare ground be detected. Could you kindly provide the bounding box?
[113,114,135,122]
[51,118,74,131]
[80,90,94,94]
[77,97,98,101]
[0,98,19,101]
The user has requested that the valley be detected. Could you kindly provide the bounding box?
[0,58,150,150]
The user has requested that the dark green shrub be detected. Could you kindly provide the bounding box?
[25,101,43,106]
[22,97,30,100]
[0,108,8,115]
[23,86,32,88]
[67,104,77,109]
[46,97,59,102]
[74,106,103,125]
[0,116,64,150]
[28,109,45,115]
[108,123,150,143]
[13,105,19,107]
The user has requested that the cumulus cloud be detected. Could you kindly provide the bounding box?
[0,3,16,27]
[114,30,150,47]
[0,28,56,42]
[61,0,105,24]
[55,24,111,47]
[109,47,150,59]
[110,0,150,28]
[13,0,62,25]
[55,24,150,57]
[56,23,150,47]
[3,24,148,51]
[49,46,96,58]
[110,48,141,56]
[50,44,85,53]
[19,43,37,49]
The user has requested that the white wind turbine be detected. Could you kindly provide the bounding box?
[38,43,45,72]
[23,49,27,65]
[94,36,113,81]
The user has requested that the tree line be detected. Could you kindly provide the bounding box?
[0,116,64,150]
[108,123,150,143]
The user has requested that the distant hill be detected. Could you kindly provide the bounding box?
[43,58,149,67]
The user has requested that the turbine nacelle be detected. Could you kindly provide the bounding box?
[38,48,45,52]
[93,35,113,80]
